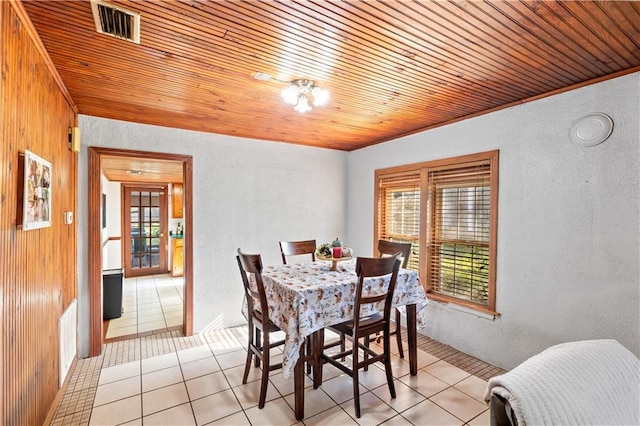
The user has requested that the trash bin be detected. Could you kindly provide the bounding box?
[103,268,123,320]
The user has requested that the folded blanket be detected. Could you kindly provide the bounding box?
[484,339,640,425]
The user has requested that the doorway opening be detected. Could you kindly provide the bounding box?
[88,147,193,356]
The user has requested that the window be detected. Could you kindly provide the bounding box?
[376,171,421,270]
[375,150,499,314]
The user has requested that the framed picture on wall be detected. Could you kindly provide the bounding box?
[22,150,52,230]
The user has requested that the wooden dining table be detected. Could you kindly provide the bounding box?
[258,259,429,420]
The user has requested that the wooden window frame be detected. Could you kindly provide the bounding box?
[374,150,499,315]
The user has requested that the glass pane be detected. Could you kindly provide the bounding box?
[386,188,420,237]
[131,233,147,269]
[436,243,489,305]
[150,236,159,267]
[381,186,421,272]
[440,186,490,242]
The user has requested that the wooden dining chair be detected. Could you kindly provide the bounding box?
[236,249,285,409]
[318,255,401,418]
[279,239,317,264]
[279,239,319,373]
[377,239,412,358]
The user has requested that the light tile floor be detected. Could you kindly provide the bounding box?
[105,274,184,340]
[50,327,507,425]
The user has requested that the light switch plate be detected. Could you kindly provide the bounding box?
[63,211,73,224]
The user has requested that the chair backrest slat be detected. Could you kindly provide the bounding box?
[279,239,317,264]
[377,239,411,268]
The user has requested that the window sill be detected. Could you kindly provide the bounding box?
[427,293,500,320]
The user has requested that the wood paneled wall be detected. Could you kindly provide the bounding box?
[1,2,77,424]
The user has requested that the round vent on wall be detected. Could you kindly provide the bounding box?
[569,113,614,147]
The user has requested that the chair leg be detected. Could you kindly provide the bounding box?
[255,329,262,368]
[258,331,269,409]
[363,335,369,372]
[243,325,254,384]
[340,332,346,361]
[395,309,404,359]
[305,335,312,374]
[383,332,396,399]
[352,335,361,418]
[313,330,324,389]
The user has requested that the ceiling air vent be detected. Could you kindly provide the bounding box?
[91,0,140,44]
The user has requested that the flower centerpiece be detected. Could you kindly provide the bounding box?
[316,243,332,258]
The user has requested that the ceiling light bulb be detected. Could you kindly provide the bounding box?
[281,85,299,105]
[294,95,311,113]
[312,87,329,106]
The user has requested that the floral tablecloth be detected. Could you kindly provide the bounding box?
[249,259,429,378]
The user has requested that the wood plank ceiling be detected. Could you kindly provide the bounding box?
[101,155,184,183]
[23,0,640,152]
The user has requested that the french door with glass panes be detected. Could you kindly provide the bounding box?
[123,185,168,277]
